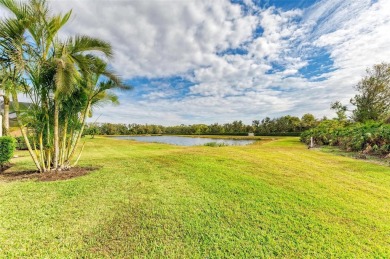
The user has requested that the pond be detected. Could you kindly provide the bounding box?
[112,135,255,146]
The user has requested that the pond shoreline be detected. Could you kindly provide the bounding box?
[103,134,280,141]
[107,135,260,146]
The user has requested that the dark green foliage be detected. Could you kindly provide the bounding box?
[301,121,390,155]
[253,115,309,134]
[0,136,15,169]
[14,136,30,150]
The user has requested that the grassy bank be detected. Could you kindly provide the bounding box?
[0,137,389,257]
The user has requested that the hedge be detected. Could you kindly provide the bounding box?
[0,136,16,169]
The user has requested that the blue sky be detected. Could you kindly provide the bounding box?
[3,0,389,125]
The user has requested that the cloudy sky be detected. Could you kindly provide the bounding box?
[5,0,390,125]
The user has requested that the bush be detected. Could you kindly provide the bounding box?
[301,121,390,155]
[0,136,16,170]
[14,136,28,150]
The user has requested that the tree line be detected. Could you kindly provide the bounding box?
[84,113,320,136]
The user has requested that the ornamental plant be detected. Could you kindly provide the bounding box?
[0,136,15,170]
[0,0,129,172]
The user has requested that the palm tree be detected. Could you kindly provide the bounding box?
[0,0,128,172]
[65,57,130,166]
[50,36,113,169]
[0,12,28,136]
[0,0,52,171]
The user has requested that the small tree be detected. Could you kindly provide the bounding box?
[351,63,390,122]
[330,101,347,121]
[0,136,15,170]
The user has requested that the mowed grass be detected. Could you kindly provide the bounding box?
[0,137,389,257]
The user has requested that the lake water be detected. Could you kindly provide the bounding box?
[112,135,255,146]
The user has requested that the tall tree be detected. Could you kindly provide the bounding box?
[351,63,390,122]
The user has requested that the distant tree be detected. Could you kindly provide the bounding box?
[84,124,100,138]
[261,117,272,133]
[351,63,390,122]
[290,116,301,132]
[191,124,208,135]
[100,123,119,135]
[209,123,224,134]
[252,120,260,133]
[231,120,245,133]
[330,101,348,121]
[245,125,254,133]
[275,115,301,132]
[301,113,317,130]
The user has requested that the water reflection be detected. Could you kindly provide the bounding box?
[111,136,255,146]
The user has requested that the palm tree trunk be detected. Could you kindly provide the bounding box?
[3,94,10,136]
[66,101,90,164]
[46,108,51,171]
[59,117,68,168]
[11,91,42,172]
[66,128,73,160]
[72,141,85,167]
[53,99,60,170]
[39,131,47,172]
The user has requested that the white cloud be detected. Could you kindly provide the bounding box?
[52,0,259,79]
[314,0,390,70]
[1,0,390,124]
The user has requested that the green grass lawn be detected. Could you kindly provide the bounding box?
[0,137,389,257]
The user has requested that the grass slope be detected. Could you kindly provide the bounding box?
[0,137,389,257]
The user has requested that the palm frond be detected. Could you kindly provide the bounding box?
[91,91,119,107]
[70,35,113,58]
[0,0,27,19]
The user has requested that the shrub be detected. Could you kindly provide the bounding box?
[14,136,28,150]
[14,136,36,150]
[0,136,16,170]
[301,121,390,155]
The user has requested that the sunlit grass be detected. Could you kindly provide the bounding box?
[0,137,389,257]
